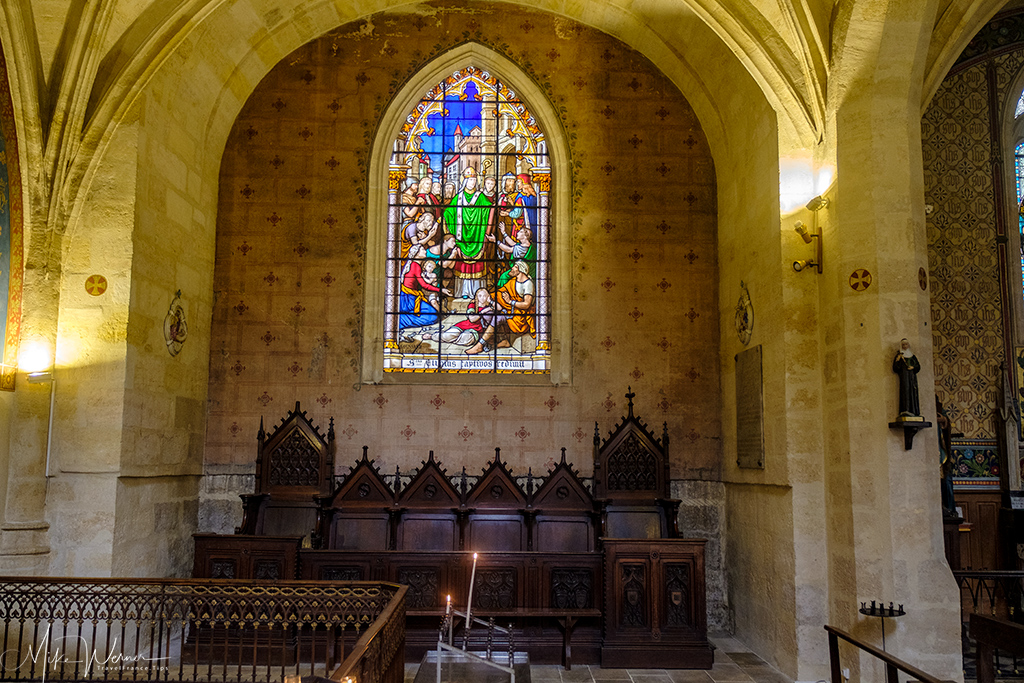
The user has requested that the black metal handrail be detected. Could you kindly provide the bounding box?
[953,571,1024,680]
[971,614,1024,683]
[952,571,1024,621]
[0,577,403,682]
[825,625,949,683]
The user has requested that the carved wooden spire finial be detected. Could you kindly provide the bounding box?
[625,386,635,417]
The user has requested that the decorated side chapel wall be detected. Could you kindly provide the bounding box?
[922,23,1024,482]
[206,3,719,532]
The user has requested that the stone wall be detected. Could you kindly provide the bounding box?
[206,1,725,625]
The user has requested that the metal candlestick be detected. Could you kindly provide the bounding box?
[858,600,906,651]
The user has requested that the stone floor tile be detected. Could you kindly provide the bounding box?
[726,653,766,667]
[708,634,750,654]
[666,669,715,683]
[627,673,674,683]
[706,664,753,683]
[531,665,564,680]
[561,667,596,683]
[589,667,632,681]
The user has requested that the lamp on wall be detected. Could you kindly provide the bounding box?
[791,195,828,274]
[805,195,829,212]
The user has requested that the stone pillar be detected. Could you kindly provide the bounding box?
[0,249,58,573]
[818,0,961,678]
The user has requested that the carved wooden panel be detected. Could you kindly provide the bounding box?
[608,433,658,492]
[593,391,672,504]
[466,450,527,509]
[473,567,516,609]
[602,539,711,668]
[664,562,690,627]
[210,560,236,579]
[269,429,322,487]
[192,534,301,581]
[321,567,363,581]
[398,451,460,509]
[551,568,593,609]
[397,567,440,609]
[257,402,334,500]
[253,560,282,581]
[619,563,647,628]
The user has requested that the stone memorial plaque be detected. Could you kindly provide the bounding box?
[736,345,764,469]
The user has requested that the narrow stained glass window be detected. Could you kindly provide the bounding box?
[1017,142,1024,283]
[382,66,551,374]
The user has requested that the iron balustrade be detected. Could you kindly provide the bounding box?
[970,614,1024,683]
[953,571,1023,680]
[0,577,406,683]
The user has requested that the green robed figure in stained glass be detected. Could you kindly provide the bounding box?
[444,166,494,299]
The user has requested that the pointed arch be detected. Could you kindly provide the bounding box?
[361,43,571,385]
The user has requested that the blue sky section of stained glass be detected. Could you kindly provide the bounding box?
[416,81,485,173]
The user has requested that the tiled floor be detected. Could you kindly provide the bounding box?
[405,633,792,683]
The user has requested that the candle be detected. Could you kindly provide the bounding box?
[446,594,451,616]
[465,552,478,628]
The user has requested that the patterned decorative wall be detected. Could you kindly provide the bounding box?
[923,62,1009,441]
[208,3,720,482]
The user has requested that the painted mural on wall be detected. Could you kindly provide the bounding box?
[384,67,550,374]
[0,47,22,391]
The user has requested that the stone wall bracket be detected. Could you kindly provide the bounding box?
[888,421,932,450]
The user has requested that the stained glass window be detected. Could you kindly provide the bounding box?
[382,66,551,374]
[1017,142,1024,283]
[1016,92,1024,118]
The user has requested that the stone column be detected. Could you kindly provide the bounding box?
[0,242,58,574]
[818,0,960,679]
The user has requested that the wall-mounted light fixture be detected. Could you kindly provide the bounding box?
[805,195,829,212]
[792,195,828,274]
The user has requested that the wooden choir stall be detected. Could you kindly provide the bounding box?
[193,396,713,669]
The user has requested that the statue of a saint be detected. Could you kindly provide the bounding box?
[935,397,958,519]
[892,338,921,418]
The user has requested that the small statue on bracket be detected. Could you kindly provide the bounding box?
[892,338,922,422]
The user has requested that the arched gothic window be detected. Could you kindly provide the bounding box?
[382,66,551,375]
[1016,142,1024,283]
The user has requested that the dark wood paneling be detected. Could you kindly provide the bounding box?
[956,492,1003,570]
[601,539,712,669]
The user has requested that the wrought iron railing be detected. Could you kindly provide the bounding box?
[825,624,948,683]
[953,571,1024,679]
[332,584,406,683]
[0,578,406,683]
